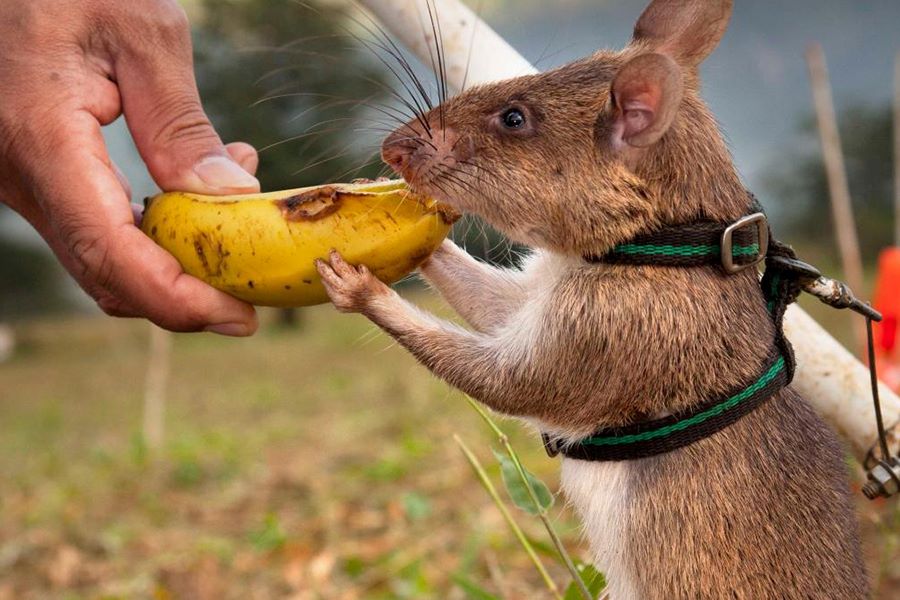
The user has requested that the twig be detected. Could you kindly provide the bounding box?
[143,325,172,451]
[464,396,594,600]
[806,43,867,352]
[454,434,563,599]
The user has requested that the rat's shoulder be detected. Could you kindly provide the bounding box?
[519,249,626,297]
[519,249,589,283]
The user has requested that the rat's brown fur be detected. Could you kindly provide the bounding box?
[316,0,868,597]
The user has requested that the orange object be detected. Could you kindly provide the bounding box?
[873,247,900,391]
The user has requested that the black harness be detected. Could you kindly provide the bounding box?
[543,208,874,462]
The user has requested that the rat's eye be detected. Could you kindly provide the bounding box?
[502,108,526,129]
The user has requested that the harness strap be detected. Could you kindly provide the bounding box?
[547,349,789,461]
[589,217,766,270]
[547,210,805,462]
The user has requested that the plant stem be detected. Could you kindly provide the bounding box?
[454,434,563,600]
[465,396,594,600]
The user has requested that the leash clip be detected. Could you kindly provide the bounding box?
[721,213,769,274]
[769,255,884,322]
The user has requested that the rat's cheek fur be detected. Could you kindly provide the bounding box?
[465,159,661,257]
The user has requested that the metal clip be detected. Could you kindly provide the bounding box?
[765,255,883,321]
[765,255,822,281]
[863,458,900,499]
[721,213,769,274]
[802,277,883,322]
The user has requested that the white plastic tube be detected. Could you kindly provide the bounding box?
[356,0,537,90]
[358,0,900,462]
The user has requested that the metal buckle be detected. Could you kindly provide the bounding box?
[721,213,769,274]
[541,433,561,458]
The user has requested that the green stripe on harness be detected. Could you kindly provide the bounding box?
[611,243,761,258]
[579,355,786,447]
[546,209,802,462]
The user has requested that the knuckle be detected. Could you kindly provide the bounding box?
[165,287,210,330]
[156,2,190,32]
[135,0,190,45]
[147,94,217,149]
[67,227,116,291]
[115,1,192,69]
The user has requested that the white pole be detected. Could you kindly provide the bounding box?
[358,0,900,462]
[356,0,536,91]
[805,44,867,353]
[785,306,899,460]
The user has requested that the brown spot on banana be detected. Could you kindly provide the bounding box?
[279,186,342,221]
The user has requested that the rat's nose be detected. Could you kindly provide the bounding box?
[382,123,466,183]
[381,130,414,174]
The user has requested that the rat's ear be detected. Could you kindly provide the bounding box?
[610,53,684,148]
[632,0,733,66]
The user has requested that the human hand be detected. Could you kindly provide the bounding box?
[0,0,260,335]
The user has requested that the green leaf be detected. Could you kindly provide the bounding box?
[493,450,554,515]
[563,563,607,600]
[451,573,501,600]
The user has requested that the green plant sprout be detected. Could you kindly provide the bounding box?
[456,395,608,600]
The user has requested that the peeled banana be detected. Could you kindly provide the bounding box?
[141,180,457,307]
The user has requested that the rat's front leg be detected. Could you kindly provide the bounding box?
[419,240,527,332]
[316,251,543,417]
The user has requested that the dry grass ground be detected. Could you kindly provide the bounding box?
[0,291,898,599]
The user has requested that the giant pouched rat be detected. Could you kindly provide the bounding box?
[315,0,868,597]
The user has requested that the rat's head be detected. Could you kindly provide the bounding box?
[382,0,745,256]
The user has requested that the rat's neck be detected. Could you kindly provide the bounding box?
[638,97,751,224]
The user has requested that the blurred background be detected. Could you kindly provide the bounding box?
[1,1,899,598]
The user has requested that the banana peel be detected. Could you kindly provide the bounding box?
[141,180,458,307]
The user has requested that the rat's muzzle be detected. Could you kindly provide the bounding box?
[381,130,417,175]
[381,125,466,187]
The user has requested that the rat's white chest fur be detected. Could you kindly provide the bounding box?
[561,458,639,600]
[513,252,640,599]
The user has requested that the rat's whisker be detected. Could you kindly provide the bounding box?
[356,77,424,123]
[422,0,448,137]
[331,4,434,128]
[460,0,484,92]
[292,0,432,136]
[258,125,365,154]
[290,144,359,177]
[331,154,385,182]
[250,91,349,108]
[349,4,435,111]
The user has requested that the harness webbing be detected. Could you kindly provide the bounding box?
[545,211,804,462]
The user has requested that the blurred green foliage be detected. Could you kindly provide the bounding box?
[765,104,896,263]
[0,207,69,319]
[193,0,390,191]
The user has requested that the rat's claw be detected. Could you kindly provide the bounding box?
[328,250,355,278]
[316,253,390,314]
[315,258,341,288]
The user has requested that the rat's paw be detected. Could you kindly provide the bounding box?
[315,250,390,313]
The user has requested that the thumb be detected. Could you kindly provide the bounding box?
[113,10,259,194]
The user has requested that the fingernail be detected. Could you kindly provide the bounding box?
[204,322,253,337]
[194,156,259,191]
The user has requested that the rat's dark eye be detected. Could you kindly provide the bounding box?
[502,108,526,129]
